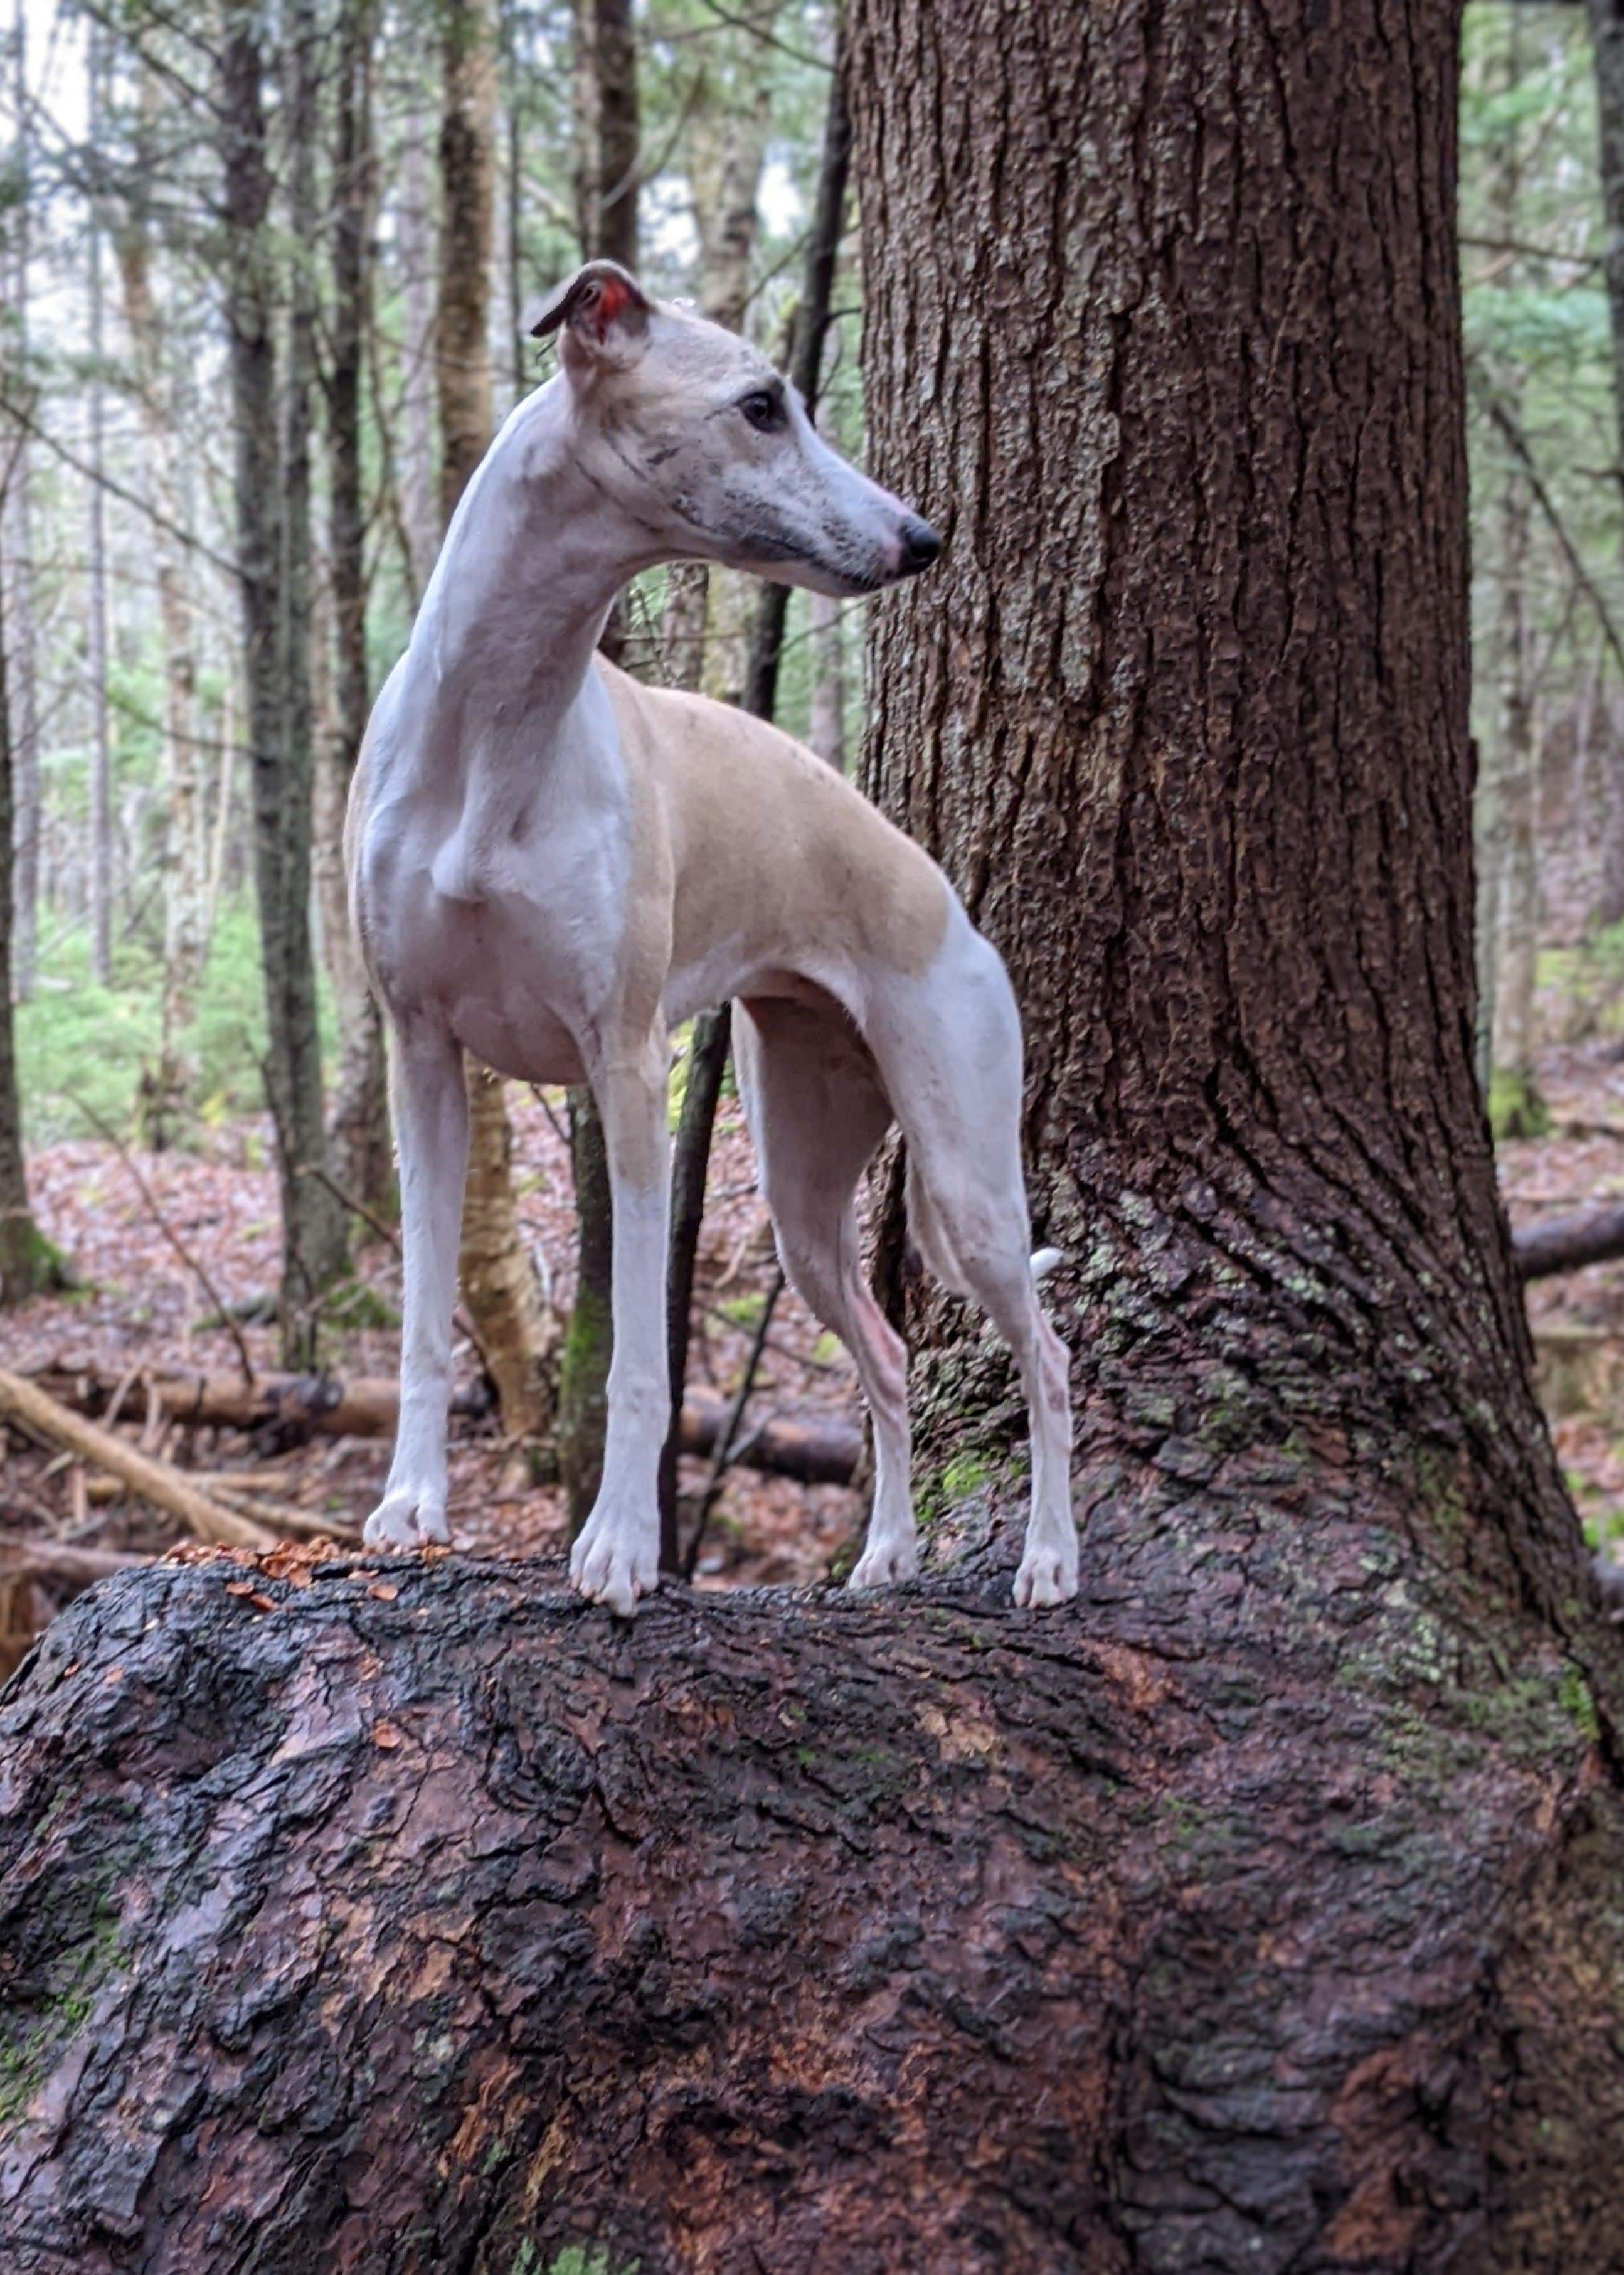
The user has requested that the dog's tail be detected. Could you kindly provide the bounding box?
[906,1152,1067,1294]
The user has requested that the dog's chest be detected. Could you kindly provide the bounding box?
[359,782,630,1085]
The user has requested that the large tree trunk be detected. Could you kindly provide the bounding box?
[839,0,1624,2252]
[1,1509,1621,2274]
[437,0,554,1442]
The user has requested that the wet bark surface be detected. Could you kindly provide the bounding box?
[0,1508,1620,2275]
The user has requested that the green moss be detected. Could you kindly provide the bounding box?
[557,1279,613,1523]
[825,1533,861,1586]
[714,1291,765,1329]
[1488,1065,1550,1141]
[939,1452,991,1502]
[1412,1445,1468,1545]
[1559,1663,1602,1745]
[0,1218,75,1304]
[1195,1372,1264,1452]
[319,1274,400,1332]
[0,1904,124,2126]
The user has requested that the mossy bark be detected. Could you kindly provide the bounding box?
[1,1535,1622,2272]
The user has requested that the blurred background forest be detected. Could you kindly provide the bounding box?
[3,0,1624,1626]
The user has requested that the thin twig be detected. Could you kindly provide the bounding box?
[295,1163,496,1378]
[0,389,241,580]
[687,0,831,69]
[66,1094,257,1388]
[682,1267,785,1580]
[1474,380,1624,677]
[701,1299,841,1375]
[528,1084,572,1154]
[1460,231,1598,271]
[296,1161,400,1255]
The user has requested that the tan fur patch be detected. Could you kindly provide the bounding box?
[602,663,950,991]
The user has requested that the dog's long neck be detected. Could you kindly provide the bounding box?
[401,378,647,855]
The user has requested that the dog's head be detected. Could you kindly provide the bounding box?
[529,260,941,598]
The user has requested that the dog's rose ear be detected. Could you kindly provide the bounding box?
[528,261,650,353]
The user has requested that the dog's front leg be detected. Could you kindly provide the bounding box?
[570,1036,671,1615]
[365,1021,469,1551]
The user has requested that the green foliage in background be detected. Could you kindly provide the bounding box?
[18,900,337,1145]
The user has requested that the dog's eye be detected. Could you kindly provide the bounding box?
[738,388,785,433]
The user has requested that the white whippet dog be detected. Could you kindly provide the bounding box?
[349,259,1077,1616]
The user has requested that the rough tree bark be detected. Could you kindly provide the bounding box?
[220,0,347,1358]
[4,5,1624,2271]
[438,0,555,1443]
[842,0,1624,2252]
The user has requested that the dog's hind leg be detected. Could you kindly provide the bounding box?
[365,1018,469,1550]
[871,929,1078,1607]
[734,999,915,1589]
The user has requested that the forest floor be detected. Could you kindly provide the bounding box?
[0,1087,864,1614]
[1499,1033,1624,1561]
[6,1029,1624,1669]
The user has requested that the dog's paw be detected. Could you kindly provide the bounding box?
[847,1534,920,1591]
[570,1519,658,1617]
[363,1484,450,1552]
[1012,1536,1078,1609]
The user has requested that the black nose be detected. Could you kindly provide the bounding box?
[898,516,942,574]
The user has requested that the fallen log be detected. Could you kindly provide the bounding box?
[0,1369,271,1548]
[30,1364,864,1486]
[0,1540,147,1594]
[0,1542,149,1679]
[1514,1198,1624,1279]
[31,1363,440,1441]
[0,1503,1618,2271]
